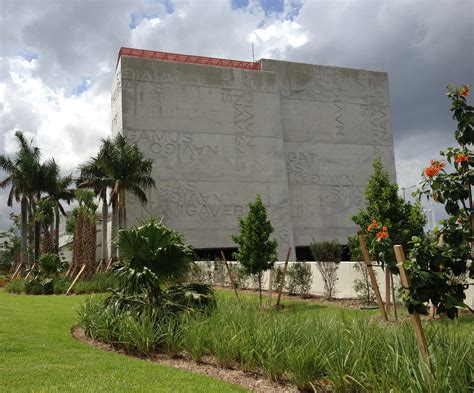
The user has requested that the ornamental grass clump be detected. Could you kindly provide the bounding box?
[79,219,216,354]
[79,290,473,391]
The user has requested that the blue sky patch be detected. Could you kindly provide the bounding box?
[129,0,174,29]
[21,51,38,62]
[72,77,92,96]
[232,0,302,20]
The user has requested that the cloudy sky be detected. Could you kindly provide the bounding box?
[0,0,473,230]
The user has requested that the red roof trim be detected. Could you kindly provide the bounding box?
[117,47,261,71]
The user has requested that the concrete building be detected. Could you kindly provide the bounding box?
[111,48,396,260]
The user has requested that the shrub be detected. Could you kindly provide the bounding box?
[25,278,54,295]
[310,240,342,263]
[39,253,64,276]
[53,277,70,294]
[73,272,118,294]
[353,262,376,304]
[186,261,213,285]
[310,240,341,299]
[286,262,313,297]
[115,219,194,304]
[5,278,25,294]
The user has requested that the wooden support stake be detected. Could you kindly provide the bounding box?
[393,245,429,360]
[220,251,240,302]
[66,264,86,295]
[24,263,36,280]
[268,269,273,306]
[11,263,22,279]
[105,257,114,271]
[358,232,388,321]
[95,259,104,273]
[64,263,73,279]
[276,246,292,307]
[385,268,391,317]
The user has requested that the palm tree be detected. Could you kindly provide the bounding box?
[83,134,155,259]
[101,134,156,229]
[35,199,55,255]
[78,155,111,262]
[43,159,74,253]
[0,131,42,267]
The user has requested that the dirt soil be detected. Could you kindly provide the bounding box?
[71,326,310,393]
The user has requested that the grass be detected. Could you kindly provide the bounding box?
[81,290,474,392]
[0,289,246,393]
[5,272,118,295]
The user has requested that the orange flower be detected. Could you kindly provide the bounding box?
[424,166,441,177]
[367,220,378,231]
[459,84,470,97]
[454,153,469,163]
[376,231,389,239]
[382,226,388,231]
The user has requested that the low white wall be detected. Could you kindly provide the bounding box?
[199,261,474,308]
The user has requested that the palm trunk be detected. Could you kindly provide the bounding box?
[54,204,60,253]
[101,191,108,261]
[118,189,126,229]
[28,200,34,266]
[111,197,118,260]
[20,196,28,267]
[34,218,41,262]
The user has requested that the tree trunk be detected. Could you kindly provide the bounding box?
[54,204,60,253]
[101,192,108,261]
[34,218,41,262]
[118,189,126,229]
[111,197,118,260]
[41,230,53,255]
[72,212,84,277]
[28,200,34,266]
[258,272,262,307]
[20,196,28,267]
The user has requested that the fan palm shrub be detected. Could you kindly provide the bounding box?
[114,219,194,304]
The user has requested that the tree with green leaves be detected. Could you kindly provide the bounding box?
[78,153,112,262]
[406,84,473,318]
[352,158,427,272]
[0,131,42,267]
[78,134,156,260]
[42,159,74,253]
[232,195,278,305]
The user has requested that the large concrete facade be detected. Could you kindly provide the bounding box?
[112,53,395,259]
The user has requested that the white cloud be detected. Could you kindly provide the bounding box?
[0,0,472,231]
[1,57,110,173]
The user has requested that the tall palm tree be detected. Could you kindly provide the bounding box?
[104,134,156,231]
[43,159,74,253]
[78,155,111,262]
[35,199,55,255]
[0,131,41,267]
[82,134,155,260]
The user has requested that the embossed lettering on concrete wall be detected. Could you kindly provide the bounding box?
[114,55,395,256]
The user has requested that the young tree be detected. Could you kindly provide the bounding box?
[232,195,278,305]
[407,84,473,318]
[352,158,427,273]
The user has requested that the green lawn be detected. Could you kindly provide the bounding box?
[0,289,246,393]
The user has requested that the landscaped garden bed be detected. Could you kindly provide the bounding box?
[78,289,474,392]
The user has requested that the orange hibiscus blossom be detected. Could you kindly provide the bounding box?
[455,153,469,163]
[459,84,470,97]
